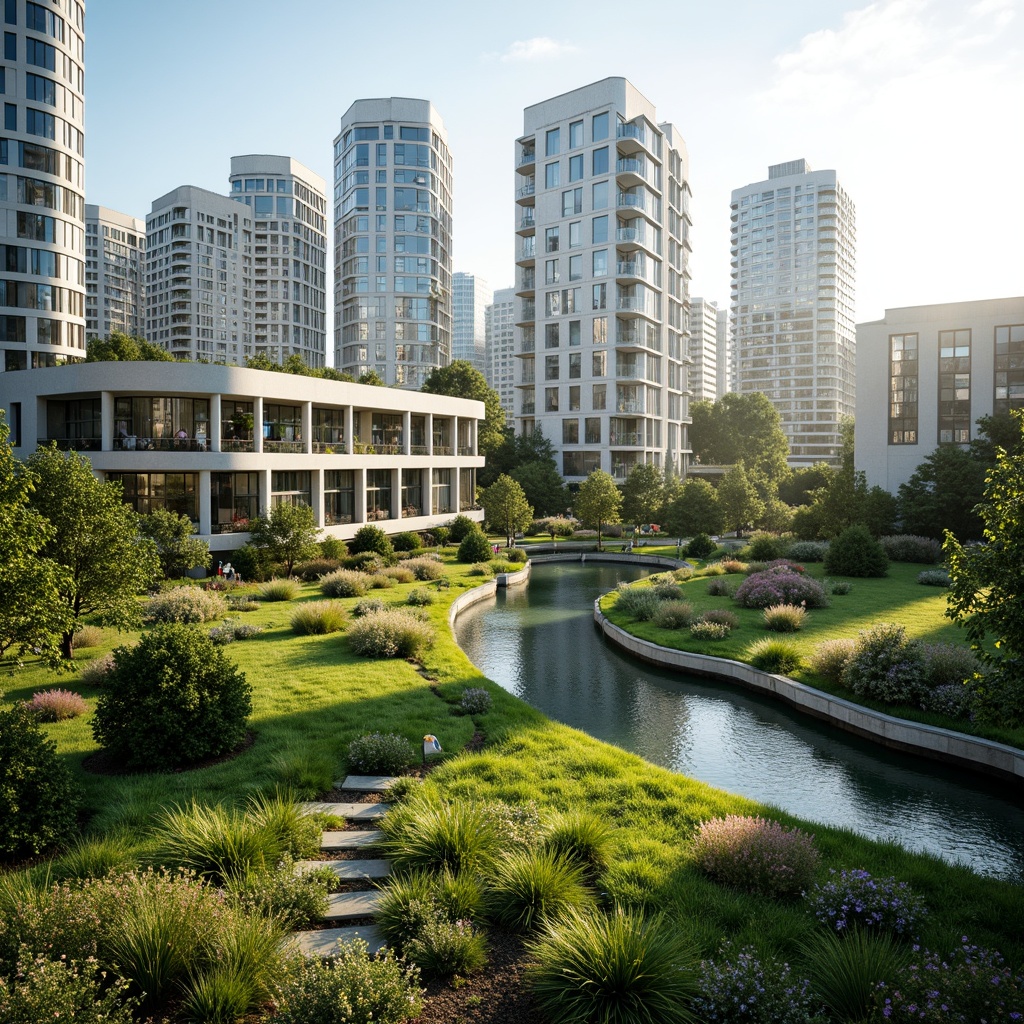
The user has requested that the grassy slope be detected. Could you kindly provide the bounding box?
[5,554,1023,963]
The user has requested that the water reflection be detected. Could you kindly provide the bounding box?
[454,563,1024,881]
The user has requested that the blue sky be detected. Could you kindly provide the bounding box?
[88,0,1022,343]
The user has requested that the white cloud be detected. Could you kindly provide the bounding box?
[490,37,578,63]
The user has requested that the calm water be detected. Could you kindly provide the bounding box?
[454,562,1024,881]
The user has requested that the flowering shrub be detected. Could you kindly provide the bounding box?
[807,868,927,936]
[921,683,977,720]
[353,598,388,617]
[695,944,824,1024]
[692,815,819,898]
[747,638,802,674]
[733,567,829,609]
[319,568,370,598]
[917,569,951,587]
[763,603,808,632]
[690,620,731,641]
[842,624,927,705]
[876,937,1023,1022]
[748,559,806,575]
[879,534,943,564]
[403,913,488,979]
[347,609,435,659]
[787,541,829,563]
[145,586,227,624]
[706,578,735,597]
[653,601,695,629]
[27,688,88,722]
[347,732,415,774]
[809,639,856,684]
[404,556,445,581]
[703,609,740,630]
[79,651,116,686]
[460,688,493,715]
[483,799,542,850]
[920,643,982,688]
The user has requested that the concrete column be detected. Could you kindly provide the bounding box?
[452,415,459,456]
[253,396,263,454]
[198,470,211,538]
[426,412,434,455]
[395,466,403,520]
[261,468,272,515]
[302,401,313,454]
[355,466,367,523]
[313,467,324,527]
[345,405,354,454]
[426,467,434,515]
[100,391,113,451]
[209,393,222,453]
[402,410,411,455]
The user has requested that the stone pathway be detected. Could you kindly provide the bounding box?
[291,775,397,957]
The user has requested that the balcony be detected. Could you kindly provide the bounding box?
[616,260,644,281]
[616,192,649,215]
[616,121,647,155]
[516,300,536,325]
[516,212,536,235]
[516,241,536,266]
[518,147,536,171]
[520,402,535,415]
[515,182,536,203]
[615,400,644,414]
[616,157,648,187]
[609,431,642,446]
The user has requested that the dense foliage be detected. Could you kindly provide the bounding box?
[822,524,889,578]
[247,502,320,577]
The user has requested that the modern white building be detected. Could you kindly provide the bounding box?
[716,304,733,398]
[452,272,490,372]
[0,361,484,552]
[145,186,254,364]
[333,98,453,388]
[0,0,87,372]
[688,297,718,403]
[485,286,516,424]
[85,206,145,340]
[514,77,692,482]
[731,159,856,467]
[228,155,327,369]
[856,296,1024,492]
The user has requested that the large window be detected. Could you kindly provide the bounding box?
[432,468,452,515]
[545,127,560,156]
[995,324,1024,415]
[562,418,579,444]
[888,333,918,445]
[366,469,392,520]
[264,403,301,445]
[563,451,601,476]
[938,329,971,444]
[401,471,423,517]
[211,472,260,532]
[324,469,354,525]
[544,162,560,189]
[460,469,476,512]
[271,471,311,508]
[111,473,198,523]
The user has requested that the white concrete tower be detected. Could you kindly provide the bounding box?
[688,297,718,403]
[485,286,516,424]
[452,271,490,373]
[85,206,146,340]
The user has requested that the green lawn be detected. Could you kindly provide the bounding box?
[5,552,1024,967]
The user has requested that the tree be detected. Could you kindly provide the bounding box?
[482,426,555,485]
[971,412,1024,463]
[481,474,533,548]
[27,446,161,660]
[717,463,764,536]
[421,360,507,459]
[510,459,568,518]
[139,508,211,579]
[689,392,790,483]
[86,330,172,363]
[358,369,386,387]
[248,502,320,577]
[312,366,355,382]
[0,417,72,670]
[620,463,665,532]
[778,463,834,506]
[898,445,986,540]
[574,470,622,551]
[663,478,724,541]
[946,418,1024,725]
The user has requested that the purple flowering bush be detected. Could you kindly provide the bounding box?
[807,868,927,936]
[733,567,829,610]
[877,937,1023,1021]
[27,688,88,722]
[693,815,819,898]
[842,624,928,705]
[695,944,826,1024]
[921,683,977,720]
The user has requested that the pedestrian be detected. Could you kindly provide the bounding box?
[217,561,223,576]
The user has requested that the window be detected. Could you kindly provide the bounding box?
[592,147,609,175]
[592,180,608,210]
[592,112,609,141]
[546,290,561,316]
[569,221,581,248]
[545,258,559,285]
[545,322,559,348]
[592,383,607,410]
[888,333,918,445]
[569,120,583,148]
[592,316,607,344]
[569,254,582,281]
[592,283,607,310]
[938,329,971,444]
[545,226,559,252]
[569,385,581,411]
[272,471,312,509]
[569,154,583,181]
[3,32,14,60]
[3,103,14,131]
[561,187,582,216]
[545,354,559,380]
[545,387,559,412]
[593,351,606,376]
[569,352,581,379]
[365,468,392,518]
[569,320,581,346]
[994,323,1024,415]
[546,127,560,156]
[592,215,609,243]
[545,162,560,189]
[592,250,608,277]
[563,419,579,444]
[585,417,601,444]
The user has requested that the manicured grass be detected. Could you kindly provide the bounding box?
[602,562,1024,750]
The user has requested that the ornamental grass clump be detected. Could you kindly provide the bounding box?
[810,638,856,684]
[71,624,106,649]
[403,556,445,581]
[319,568,370,598]
[706,577,734,597]
[734,566,829,609]
[917,568,951,587]
[347,732,415,775]
[347,609,435,659]
[208,619,264,644]
[381,565,416,584]
[78,651,116,686]
[467,561,494,577]
[293,558,342,582]
[375,870,486,952]
[380,798,501,875]
[842,623,927,705]
[615,584,662,622]
[367,572,395,590]
[540,810,616,877]
[807,868,927,936]
[257,577,301,602]
[690,620,732,641]
[746,638,802,674]
[27,688,88,722]
[485,848,592,933]
[145,586,228,623]
[692,815,819,898]
[762,603,808,632]
[653,600,695,630]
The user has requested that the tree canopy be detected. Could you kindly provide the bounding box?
[717,463,764,536]
[662,477,724,540]
[897,444,986,540]
[86,330,172,363]
[574,470,622,550]
[481,474,533,548]
[139,508,211,579]
[510,459,568,518]
[248,502,321,577]
[421,360,507,459]
[689,392,790,483]
[620,462,665,531]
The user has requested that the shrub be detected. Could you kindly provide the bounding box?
[653,600,695,629]
[342,551,387,573]
[347,609,435,659]
[696,562,727,577]
[226,863,332,929]
[920,642,982,689]
[695,943,821,1024]
[0,702,80,857]
[842,623,927,705]
[532,516,576,538]
[718,559,748,574]
[492,559,519,573]
[347,732,415,775]
[270,940,422,1024]
[367,573,395,590]
[376,870,486,952]
[209,620,263,644]
[445,514,477,543]
[692,815,819,898]
[917,568,951,587]
[746,638,802,674]
[745,532,788,562]
[381,565,415,584]
[353,597,388,618]
[319,568,370,598]
[348,524,396,561]
[540,810,616,875]
[319,536,347,560]
[92,623,252,772]
[231,542,272,583]
[457,529,492,564]
[391,531,422,553]
[922,683,977,719]
[79,651,116,686]
[404,912,488,979]
[787,540,829,562]
[145,585,227,623]
[257,577,300,601]
[823,577,853,595]
[687,533,717,559]
[72,624,105,649]
[405,587,434,607]
[527,906,700,1024]
[823,525,889,578]
[380,798,501,875]
[485,849,592,933]
[293,558,342,582]
[733,567,829,609]
[690,620,731,641]
[762,603,808,632]
[879,534,943,564]
[504,547,528,563]
[807,868,927,936]
[403,556,444,581]
[227,595,260,612]
[467,562,493,577]
[810,638,856,683]
[615,585,662,622]
[290,600,347,635]
[460,687,493,715]
[431,526,450,547]
[651,581,685,601]
[27,688,88,721]
[702,609,740,630]
[706,577,734,597]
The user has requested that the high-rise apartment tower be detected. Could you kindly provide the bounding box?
[716,304,733,397]
[485,286,516,424]
[452,271,490,372]
[688,297,718,403]
[85,206,145,340]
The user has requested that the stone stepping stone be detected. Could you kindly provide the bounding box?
[298,802,390,821]
[321,829,383,851]
[296,859,391,880]
[322,890,382,921]
[337,775,399,792]
[291,924,386,958]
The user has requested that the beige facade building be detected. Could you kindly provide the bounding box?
[85,205,145,340]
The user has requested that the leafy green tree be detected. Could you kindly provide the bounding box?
[482,427,555,483]
[358,369,386,387]
[717,463,764,536]
[139,508,211,579]
[756,495,795,534]
[662,478,724,540]
[481,474,534,548]
[620,462,665,532]
[574,470,622,551]
[823,524,889,577]
[510,459,568,518]
[689,392,790,483]
[245,352,277,372]
[86,330,172,362]
[457,526,493,563]
[898,445,986,540]
[27,446,160,659]
[421,360,507,459]
[281,353,310,375]
[971,411,1024,462]
[248,502,320,577]
[312,366,355,382]
[778,463,834,506]
[946,420,1024,725]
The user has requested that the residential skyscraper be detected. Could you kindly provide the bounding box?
[1,0,87,373]
[731,159,856,466]
[85,206,145,340]
[333,98,453,388]
[452,272,490,372]
[145,186,253,363]
[514,78,692,481]
[688,297,718,403]
[228,155,327,368]
[485,286,516,423]
[716,304,733,397]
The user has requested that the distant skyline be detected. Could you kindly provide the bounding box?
[88,0,1023,355]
